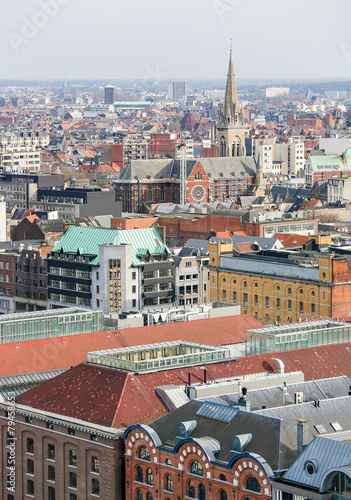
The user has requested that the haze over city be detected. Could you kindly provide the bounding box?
[2,0,351,81]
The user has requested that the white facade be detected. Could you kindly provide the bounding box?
[175,255,209,306]
[0,150,40,173]
[275,139,304,175]
[94,244,141,314]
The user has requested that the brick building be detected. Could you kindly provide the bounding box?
[0,253,15,314]
[0,402,123,500]
[209,241,351,324]
[115,157,257,213]
[110,212,318,242]
[124,402,273,500]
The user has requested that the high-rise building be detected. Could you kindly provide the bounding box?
[104,84,115,105]
[168,81,189,101]
[217,48,248,157]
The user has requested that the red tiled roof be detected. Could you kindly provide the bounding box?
[16,341,351,428]
[273,234,309,247]
[0,315,263,377]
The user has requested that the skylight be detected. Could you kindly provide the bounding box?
[314,424,327,434]
[330,422,343,432]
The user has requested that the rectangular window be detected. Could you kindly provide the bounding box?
[277,298,280,309]
[233,291,237,302]
[48,444,55,461]
[27,438,34,454]
[288,300,292,311]
[96,285,99,294]
[311,303,315,314]
[68,428,75,436]
[132,272,136,280]
[132,299,136,307]
[70,495,77,500]
[69,450,77,467]
[69,471,77,489]
[222,289,226,300]
[265,296,269,308]
[96,272,99,280]
[27,459,34,475]
[91,456,100,473]
[27,480,34,495]
[254,294,258,306]
[48,486,56,500]
[299,302,304,313]
[48,465,55,482]
[132,286,136,293]
[92,478,100,496]
[244,293,248,307]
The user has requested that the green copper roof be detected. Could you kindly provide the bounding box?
[51,226,171,266]
[310,149,351,172]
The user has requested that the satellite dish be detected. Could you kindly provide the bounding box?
[309,392,319,402]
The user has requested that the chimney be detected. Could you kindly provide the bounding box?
[238,387,251,411]
[297,419,309,455]
[188,372,191,387]
[203,368,207,384]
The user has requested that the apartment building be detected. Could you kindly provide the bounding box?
[0,172,64,210]
[0,131,50,151]
[48,225,175,312]
[31,187,122,219]
[0,150,41,173]
[174,250,209,306]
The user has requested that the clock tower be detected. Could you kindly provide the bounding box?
[217,45,248,157]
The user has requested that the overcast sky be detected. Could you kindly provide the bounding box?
[2,0,351,81]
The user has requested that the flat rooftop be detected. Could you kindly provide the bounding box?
[87,341,232,373]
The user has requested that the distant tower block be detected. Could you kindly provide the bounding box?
[104,84,115,105]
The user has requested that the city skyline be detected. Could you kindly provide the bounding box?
[2,0,351,81]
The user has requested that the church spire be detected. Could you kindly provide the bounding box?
[218,43,243,128]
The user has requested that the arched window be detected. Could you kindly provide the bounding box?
[220,137,226,157]
[136,489,143,500]
[220,491,227,500]
[287,287,292,295]
[146,493,153,500]
[219,474,226,482]
[189,461,203,476]
[146,468,153,485]
[188,480,196,498]
[199,483,206,500]
[165,474,173,492]
[246,477,260,492]
[160,185,165,201]
[243,280,247,289]
[138,447,150,461]
[136,466,143,482]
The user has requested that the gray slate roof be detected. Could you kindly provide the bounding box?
[282,436,351,490]
[118,156,257,181]
[204,376,351,411]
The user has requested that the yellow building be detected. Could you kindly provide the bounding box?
[209,241,335,325]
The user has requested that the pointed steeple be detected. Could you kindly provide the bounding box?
[218,42,243,128]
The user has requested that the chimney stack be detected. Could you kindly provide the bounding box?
[297,419,309,456]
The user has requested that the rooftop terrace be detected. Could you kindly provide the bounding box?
[87,341,232,373]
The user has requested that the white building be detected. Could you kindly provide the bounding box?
[275,138,304,175]
[0,150,40,173]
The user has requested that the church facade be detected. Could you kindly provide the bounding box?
[114,49,258,213]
